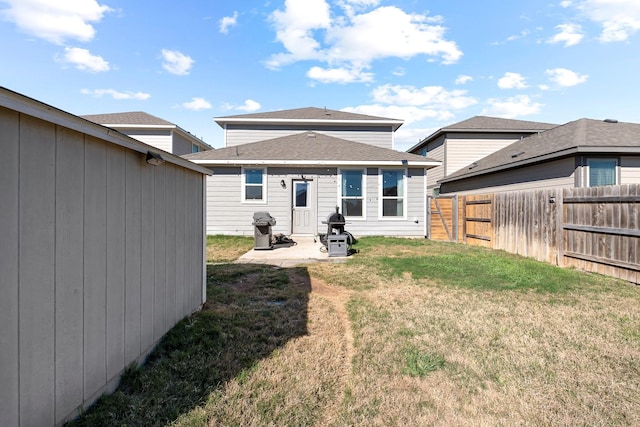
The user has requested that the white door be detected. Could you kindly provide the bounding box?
[292,179,315,235]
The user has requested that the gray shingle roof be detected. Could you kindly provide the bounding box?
[441,118,640,183]
[408,115,558,153]
[215,106,401,122]
[441,116,558,132]
[81,111,174,126]
[183,131,438,166]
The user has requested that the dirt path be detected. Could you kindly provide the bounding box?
[309,276,355,426]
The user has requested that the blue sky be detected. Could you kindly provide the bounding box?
[1,0,639,151]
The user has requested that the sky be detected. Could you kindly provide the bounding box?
[1,0,639,151]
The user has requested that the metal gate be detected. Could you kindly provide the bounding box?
[427,195,459,242]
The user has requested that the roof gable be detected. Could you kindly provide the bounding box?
[183,131,437,167]
[441,118,640,183]
[81,111,174,126]
[214,107,404,131]
[408,115,558,153]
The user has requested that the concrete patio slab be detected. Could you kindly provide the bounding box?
[234,235,349,268]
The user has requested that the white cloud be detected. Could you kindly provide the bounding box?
[307,66,374,83]
[182,97,212,111]
[392,67,405,77]
[267,1,462,76]
[343,104,453,124]
[491,30,530,45]
[224,99,261,112]
[342,84,477,127]
[219,11,238,34]
[80,88,150,100]
[497,72,528,89]
[161,49,194,75]
[0,0,112,44]
[573,0,640,42]
[455,74,473,85]
[547,23,584,46]
[482,95,542,118]
[61,47,109,72]
[545,67,588,87]
[371,84,477,110]
[238,99,261,112]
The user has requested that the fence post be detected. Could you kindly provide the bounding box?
[462,196,467,244]
[556,189,564,266]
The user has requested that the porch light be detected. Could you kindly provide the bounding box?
[146,151,165,166]
[280,179,286,188]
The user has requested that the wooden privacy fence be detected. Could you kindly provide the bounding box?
[429,184,640,284]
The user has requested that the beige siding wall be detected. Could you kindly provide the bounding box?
[123,129,173,153]
[224,124,394,149]
[440,157,577,195]
[445,134,523,176]
[205,166,426,237]
[0,107,205,427]
[621,156,640,183]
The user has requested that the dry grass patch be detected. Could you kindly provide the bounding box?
[71,236,640,426]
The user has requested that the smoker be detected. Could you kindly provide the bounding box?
[252,211,276,250]
[322,207,350,257]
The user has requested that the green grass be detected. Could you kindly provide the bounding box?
[402,346,446,377]
[350,237,609,293]
[206,235,254,263]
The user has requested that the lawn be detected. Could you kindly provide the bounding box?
[70,236,640,426]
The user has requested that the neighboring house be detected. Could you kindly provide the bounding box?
[0,86,210,427]
[438,118,640,194]
[184,107,439,238]
[82,111,213,155]
[215,106,403,149]
[407,116,557,195]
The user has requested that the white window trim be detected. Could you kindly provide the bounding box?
[586,157,619,187]
[241,166,268,204]
[378,168,407,220]
[338,168,367,220]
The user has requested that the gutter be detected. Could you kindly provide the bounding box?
[190,159,441,167]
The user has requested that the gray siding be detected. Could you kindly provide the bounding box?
[440,157,577,195]
[424,136,445,193]
[0,107,206,427]
[225,124,394,149]
[172,132,193,155]
[204,166,426,237]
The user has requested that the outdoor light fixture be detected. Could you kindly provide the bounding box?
[280,179,286,188]
[146,151,165,166]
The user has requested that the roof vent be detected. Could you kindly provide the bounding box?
[511,151,525,158]
[307,132,316,138]
[604,118,618,123]
[468,162,478,170]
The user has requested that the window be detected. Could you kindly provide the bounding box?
[340,169,364,217]
[243,168,266,202]
[294,181,308,207]
[587,158,617,187]
[192,144,199,153]
[380,169,405,217]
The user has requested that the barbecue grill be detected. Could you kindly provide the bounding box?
[321,207,353,256]
[252,211,276,250]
